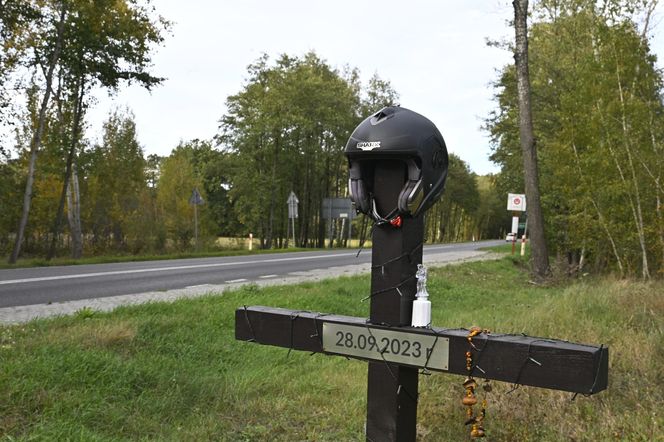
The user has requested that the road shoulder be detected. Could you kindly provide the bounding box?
[0,251,503,325]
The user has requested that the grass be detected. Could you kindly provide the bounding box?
[481,242,526,254]
[1,257,662,441]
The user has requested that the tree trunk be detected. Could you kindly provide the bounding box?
[614,67,650,279]
[8,4,66,263]
[635,122,664,270]
[657,189,664,272]
[513,0,549,279]
[300,134,311,247]
[266,134,279,249]
[46,77,85,261]
[66,161,83,258]
[571,142,624,276]
[598,101,648,279]
[646,106,663,272]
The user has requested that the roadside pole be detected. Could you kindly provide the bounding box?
[507,193,526,256]
[521,218,528,256]
[511,212,518,255]
[194,203,198,250]
[287,191,299,248]
[189,188,204,251]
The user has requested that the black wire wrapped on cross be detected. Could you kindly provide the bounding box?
[235,107,608,442]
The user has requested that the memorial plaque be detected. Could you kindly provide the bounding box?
[322,323,449,371]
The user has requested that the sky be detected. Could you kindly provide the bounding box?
[87,0,664,175]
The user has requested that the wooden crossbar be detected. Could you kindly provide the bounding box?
[235,305,608,395]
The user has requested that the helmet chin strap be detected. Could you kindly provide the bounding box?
[370,199,401,227]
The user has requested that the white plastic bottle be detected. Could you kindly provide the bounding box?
[411,264,431,327]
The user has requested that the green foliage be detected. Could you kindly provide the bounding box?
[476,174,511,239]
[486,2,664,277]
[218,52,397,249]
[425,154,505,242]
[85,110,149,252]
[4,18,506,262]
[182,139,238,237]
[0,0,41,131]
[53,0,169,91]
[361,72,400,116]
[156,145,207,250]
[0,160,22,254]
[3,82,69,256]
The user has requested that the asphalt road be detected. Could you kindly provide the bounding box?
[0,240,501,308]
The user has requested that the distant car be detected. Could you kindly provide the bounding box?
[505,232,517,242]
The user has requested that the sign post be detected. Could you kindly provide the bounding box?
[507,193,526,255]
[521,218,528,256]
[287,191,299,248]
[189,188,204,250]
[322,198,355,247]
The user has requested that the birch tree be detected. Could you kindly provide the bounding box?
[488,1,664,277]
[46,0,168,260]
[513,0,550,279]
[8,1,66,263]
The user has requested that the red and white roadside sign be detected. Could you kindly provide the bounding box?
[507,193,527,212]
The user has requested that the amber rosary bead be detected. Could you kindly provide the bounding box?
[470,425,486,438]
[464,326,489,439]
[462,395,478,406]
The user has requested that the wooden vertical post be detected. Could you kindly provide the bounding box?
[366,161,423,442]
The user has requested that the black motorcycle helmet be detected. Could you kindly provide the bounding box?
[345,106,448,223]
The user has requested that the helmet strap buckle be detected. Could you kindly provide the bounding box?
[389,216,402,228]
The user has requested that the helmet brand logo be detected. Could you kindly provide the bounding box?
[356,141,381,151]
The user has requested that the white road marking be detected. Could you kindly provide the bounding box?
[0,252,360,286]
[0,244,485,286]
[225,278,248,283]
[185,284,212,289]
[259,275,278,279]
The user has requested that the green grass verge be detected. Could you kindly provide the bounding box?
[481,242,527,254]
[1,257,662,440]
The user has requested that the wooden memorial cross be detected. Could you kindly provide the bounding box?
[235,162,608,441]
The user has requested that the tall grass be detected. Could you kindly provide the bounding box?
[0,258,662,440]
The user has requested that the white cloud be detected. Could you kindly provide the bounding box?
[86,0,664,175]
